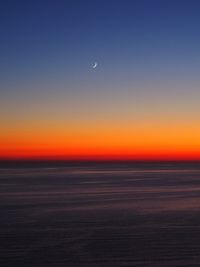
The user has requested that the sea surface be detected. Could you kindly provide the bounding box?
[1,161,200,266]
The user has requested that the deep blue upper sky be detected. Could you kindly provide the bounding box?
[1,0,200,86]
[1,0,200,120]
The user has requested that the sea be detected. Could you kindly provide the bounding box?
[1,161,200,266]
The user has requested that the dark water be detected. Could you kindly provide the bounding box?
[1,162,200,266]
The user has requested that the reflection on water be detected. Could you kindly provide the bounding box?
[1,162,200,266]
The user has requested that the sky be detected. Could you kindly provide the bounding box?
[1,0,200,160]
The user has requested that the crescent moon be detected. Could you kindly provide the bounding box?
[92,62,98,69]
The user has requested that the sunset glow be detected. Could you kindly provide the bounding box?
[1,0,200,161]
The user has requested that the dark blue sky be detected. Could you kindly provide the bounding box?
[1,0,200,90]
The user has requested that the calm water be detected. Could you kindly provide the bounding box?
[1,162,200,266]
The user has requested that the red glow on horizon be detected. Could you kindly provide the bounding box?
[1,150,200,161]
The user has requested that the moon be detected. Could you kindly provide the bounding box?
[92,62,98,69]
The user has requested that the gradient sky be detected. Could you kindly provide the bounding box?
[1,0,200,160]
